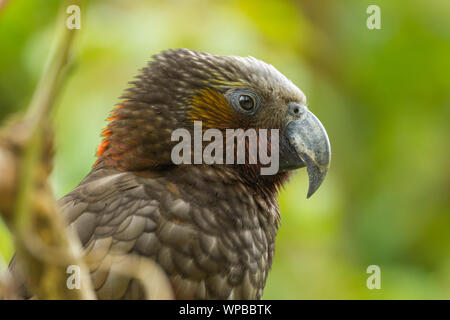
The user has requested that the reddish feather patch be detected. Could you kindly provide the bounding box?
[95,104,125,162]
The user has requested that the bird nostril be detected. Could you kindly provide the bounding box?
[287,102,304,117]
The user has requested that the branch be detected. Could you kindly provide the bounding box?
[0,1,174,300]
[0,0,96,299]
[0,0,10,13]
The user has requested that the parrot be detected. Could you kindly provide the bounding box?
[9,49,331,299]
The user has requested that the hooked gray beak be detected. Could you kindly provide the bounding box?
[281,107,331,198]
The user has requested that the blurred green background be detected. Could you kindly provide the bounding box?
[0,0,449,299]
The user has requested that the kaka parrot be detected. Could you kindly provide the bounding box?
[10,49,331,299]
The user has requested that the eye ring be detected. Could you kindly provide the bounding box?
[227,89,261,115]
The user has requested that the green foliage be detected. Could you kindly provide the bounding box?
[0,0,449,299]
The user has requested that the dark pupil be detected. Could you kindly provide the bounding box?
[239,95,254,110]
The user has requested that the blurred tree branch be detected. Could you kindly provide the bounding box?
[0,0,174,300]
[0,0,96,299]
[0,0,10,12]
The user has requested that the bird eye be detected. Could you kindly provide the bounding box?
[238,94,255,110]
[228,89,260,115]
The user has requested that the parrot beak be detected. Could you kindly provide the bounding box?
[282,109,331,198]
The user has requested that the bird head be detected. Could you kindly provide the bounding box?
[96,49,331,198]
